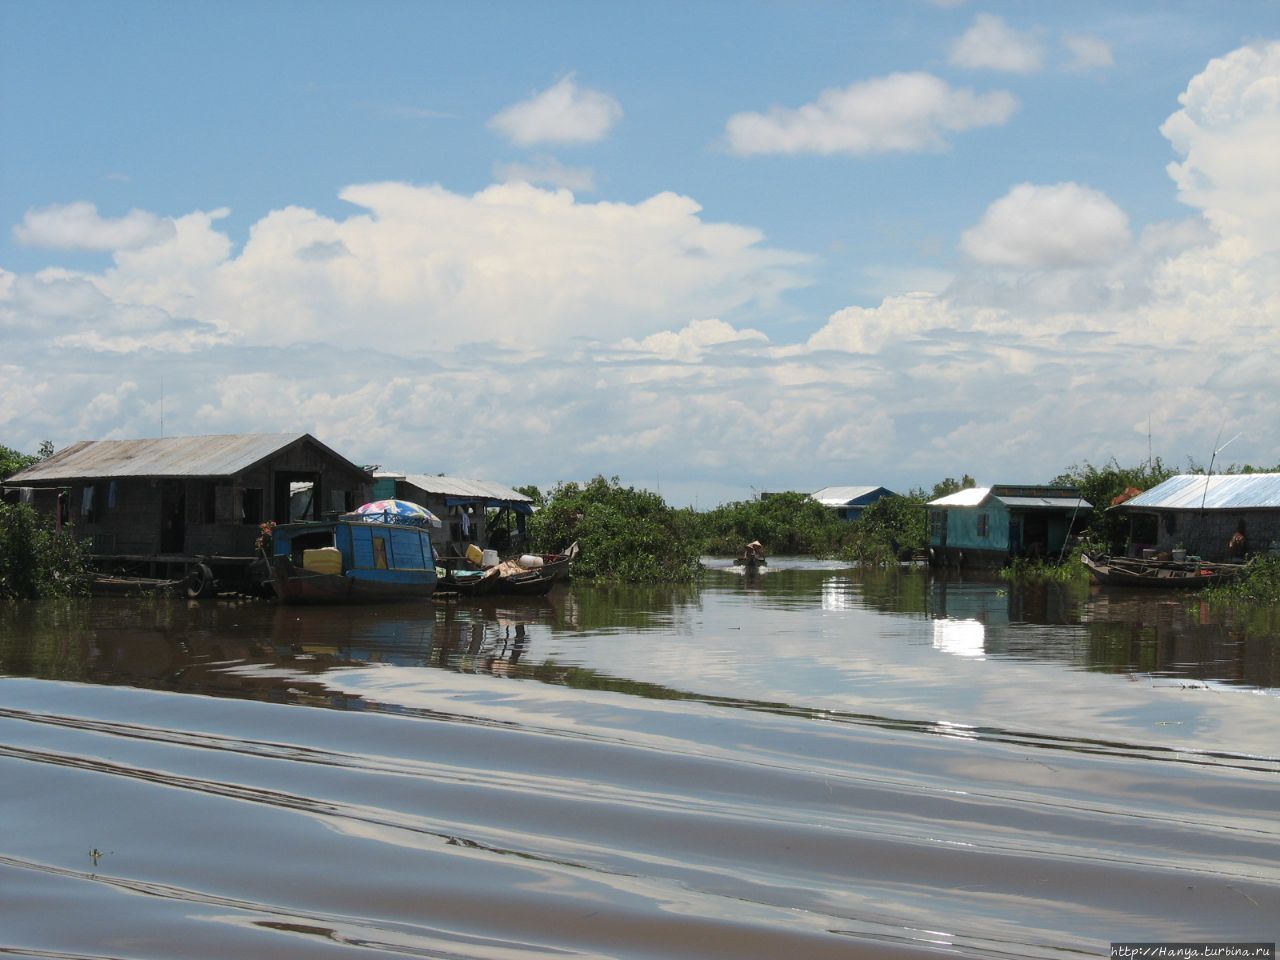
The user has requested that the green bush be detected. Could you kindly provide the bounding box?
[526,476,702,583]
[1202,554,1280,606]
[0,503,91,602]
[697,491,845,556]
[837,493,927,566]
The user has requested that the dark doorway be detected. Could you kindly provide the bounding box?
[273,471,321,524]
[161,480,185,553]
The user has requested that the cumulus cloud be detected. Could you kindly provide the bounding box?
[3,182,810,355]
[1160,40,1280,253]
[960,182,1132,268]
[494,156,597,192]
[724,72,1018,156]
[14,201,176,251]
[618,318,769,361]
[489,76,622,146]
[949,14,1045,74]
[1061,33,1115,72]
[4,42,1279,505]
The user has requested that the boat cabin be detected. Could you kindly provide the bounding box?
[927,484,1091,568]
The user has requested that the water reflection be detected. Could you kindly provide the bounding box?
[1,568,1276,710]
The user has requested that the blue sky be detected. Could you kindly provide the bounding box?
[2,1,1278,506]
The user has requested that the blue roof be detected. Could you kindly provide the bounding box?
[1124,473,1280,510]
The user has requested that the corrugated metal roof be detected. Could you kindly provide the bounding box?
[927,487,1091,509]
[811,485,891,506]
[998,496,1092,510]
[7,433,360,482]
[382,472,532,503]
[929,487,991,507]
[1123,473,1280,510]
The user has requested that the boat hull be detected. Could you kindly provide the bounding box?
[271,558,436,604]
[1082,554,1245,589]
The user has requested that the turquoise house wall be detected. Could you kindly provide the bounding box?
[944,499,1012,551]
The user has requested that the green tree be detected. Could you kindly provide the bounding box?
[838,493,928,565]
[696,491,845,556]
[1053,458,1177,553]
[526,476,701,583]
[0,443,37,481]
[930,474,977,500]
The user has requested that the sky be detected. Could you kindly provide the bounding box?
[1,1,1278,508]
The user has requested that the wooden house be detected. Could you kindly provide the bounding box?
[811,485,897,521]
[1119,473,1280,561]
[5,433,372,562]
[372,472,534,558]
[927,485,1091,568]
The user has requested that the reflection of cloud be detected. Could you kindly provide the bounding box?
[933,619,986,659]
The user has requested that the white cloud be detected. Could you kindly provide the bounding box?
[1061,33,1115,72]
[6,182,810,355]
[494,156,597,192]
[14,201,176,251]
[949,14,1045,74]
[1160,40,1280,253]
[960,182,1131,268]
[724,72,1018,156]
[618,318,769,361]
[4,42,1279,505]
[489,75,622,146]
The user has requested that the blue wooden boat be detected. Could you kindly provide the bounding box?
[269,514,438,604]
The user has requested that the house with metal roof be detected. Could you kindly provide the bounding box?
[5,434,372,587]
[372,472,534,558]
[1119,473,1280,561]
[811,485,897,521]
[926,485,1092,568]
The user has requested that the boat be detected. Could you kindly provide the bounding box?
[490,552,573,596]
[734,540,767,570]
[436,561,502,597]
[1081,553,1247,589]
[269,503,439,604]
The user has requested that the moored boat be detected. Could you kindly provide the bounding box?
[1081,553,1247,589]
[269,505,438,604]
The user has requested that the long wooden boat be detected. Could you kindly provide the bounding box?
[1081,554,1247,589]
[269,516,437,604]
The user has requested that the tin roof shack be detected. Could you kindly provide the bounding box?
[927,485,1092,569]
[811,485,897,521]
[373,473,534,559]
[1120,473,1280,561]
[6,433,371,589]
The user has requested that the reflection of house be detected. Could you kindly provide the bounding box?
[1121,473,1280,561]
[372,472,534,558]
[6,433,371,558]
[811,485,896,521]
[927,485,1091,568]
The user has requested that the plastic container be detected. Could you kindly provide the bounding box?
[482,549,499,568]
[466,544,483,565]
[517,554,544,569]
[302,547,342,575]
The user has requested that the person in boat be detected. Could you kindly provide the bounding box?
[743,540,766,563]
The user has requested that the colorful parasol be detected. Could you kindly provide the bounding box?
[353,499,442,527]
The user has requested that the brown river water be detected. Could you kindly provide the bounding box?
[1,559,1277,959]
